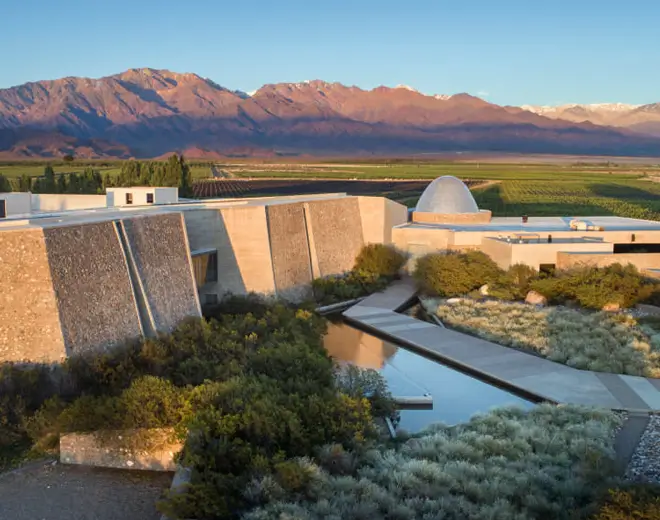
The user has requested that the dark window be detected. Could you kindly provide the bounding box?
[192,251,218,287]
[126,193,133,205]
[0,200,5,218]
[206,252,218,283]
[614,243,660,254]
[146,193,154,204]
[204,294,219,305]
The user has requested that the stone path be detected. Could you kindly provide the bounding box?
[344,279,660,413]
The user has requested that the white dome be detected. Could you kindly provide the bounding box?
[416,176,479,214]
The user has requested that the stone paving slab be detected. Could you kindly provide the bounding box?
[344,280,660,413]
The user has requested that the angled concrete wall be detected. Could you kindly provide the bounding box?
[183,207,276,297]
[121,214,201,333]
[305,198,365,277]
[358,197,409,245]
[0,229,66,362]
[266,203,313,300]
[44,222,142,356]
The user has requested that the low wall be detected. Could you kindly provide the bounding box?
[60,429,182,471]
[44,222,143,357]
[412,209,492,225]
[557,252,660,271]
[31,194,106,212]
[121,214,201,333]
[0,229,66,362]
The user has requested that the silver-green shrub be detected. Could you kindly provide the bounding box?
[433,299,660,377]
[243,405,621,520]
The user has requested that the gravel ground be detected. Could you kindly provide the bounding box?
[625,414,660,483]
[0,460,173,520]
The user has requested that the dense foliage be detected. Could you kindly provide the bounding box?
[414,251,503,297]
[0,302,396,520]
[531,263,660,310]
[313,244,405,305]
[593,486,660,520]
[429,299,660,376]
[244,405,621,520]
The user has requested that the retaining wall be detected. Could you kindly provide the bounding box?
[0,229,66,362]
[44,222,143,356]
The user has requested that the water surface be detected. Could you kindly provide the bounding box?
[324,322,533,433]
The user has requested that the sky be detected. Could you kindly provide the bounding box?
[2,0,659,106]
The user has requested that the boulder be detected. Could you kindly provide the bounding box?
[479,284,489,296]
[446,297,464,304]
[525,290,547,306]
[602,302,621,312]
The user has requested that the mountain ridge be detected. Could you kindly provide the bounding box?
[2,68,660,159]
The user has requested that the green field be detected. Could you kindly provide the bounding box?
[1,159,659,221]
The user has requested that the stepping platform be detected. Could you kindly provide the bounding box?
[344,279,660,413]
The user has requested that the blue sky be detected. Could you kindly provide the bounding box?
[2,0,659,106]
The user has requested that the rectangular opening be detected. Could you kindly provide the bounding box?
[146,193,154,204]
[191,251,218,287]
[614,243,660,254]
[126,193,133,205]
[539,263,555,275]
[0,200,5,218]
[205,252,218,283]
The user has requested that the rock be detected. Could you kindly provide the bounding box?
[602,302,621,312]
[446,297,464,304]
[479,284,489,296]
[524,290,547,306]
[636,303,660,316]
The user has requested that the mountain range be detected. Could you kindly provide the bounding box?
[1,68,660,159]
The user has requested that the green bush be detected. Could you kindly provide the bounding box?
[353,243,406,278]
[245,405,621,520]
[531,263,659,310]
[594,486,660,519]
[489,263,541,300]
[312,271,390,305]
[414,250,503,297]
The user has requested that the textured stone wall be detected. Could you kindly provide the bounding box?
[305,198,365,276]
[60,429,181,471]
[44,222,142,356]
[122,213,201,334]
[266,203,313,300]
[0,229,66,362]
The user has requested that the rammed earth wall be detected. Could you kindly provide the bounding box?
[0,229,66,362]
[306,198,364,276]
[121,214,201,333]
[44,222,142,356]
[266,202,313,300]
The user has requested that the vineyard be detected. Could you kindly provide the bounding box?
[472,180,660,220]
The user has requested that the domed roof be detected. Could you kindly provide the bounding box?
[416,176,479,214]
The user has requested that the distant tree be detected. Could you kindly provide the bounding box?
[0,174,12,193]
[43,165,56,192]
[67,173,80,193]
[62,154,74,163]
[178,154,192,197]
[32,178,42,193]
[102,173,113,190]
[56,174,67,194]
[18,174,31,192]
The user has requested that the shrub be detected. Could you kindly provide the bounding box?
[353,243,406,278]
[431,299,660,377]
[312,271,389,305]
[531,264,659,309]
[414,250,503,297]
[245,405,621,520]
[594,486,660,519]
[490,263,540,300]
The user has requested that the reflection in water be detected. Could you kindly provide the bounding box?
[324,322,533,433]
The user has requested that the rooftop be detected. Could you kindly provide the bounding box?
[399,215,660,232]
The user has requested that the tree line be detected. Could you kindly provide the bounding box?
[0,154,193,196]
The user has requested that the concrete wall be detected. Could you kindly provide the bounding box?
[44,222,143,356]
[305,198,364,276]
[0,193,31,216]
[121,214,201,333]
[557,252,660,271]
[412,210,492,225]
[31,194,106,212]
[107,187,178,207]
[183,206,276,297]
[357,196,408,245]
[266,203,313,300]
[0,229,66,362]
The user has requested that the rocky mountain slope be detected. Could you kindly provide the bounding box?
[1,68,660,158]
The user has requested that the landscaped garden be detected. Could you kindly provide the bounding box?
[414,251,660,378]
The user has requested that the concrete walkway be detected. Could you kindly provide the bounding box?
[344,279,660,413]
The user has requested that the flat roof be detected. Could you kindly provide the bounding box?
[0,192,350,232]
[485,236,610,245]
[399,216,660,232]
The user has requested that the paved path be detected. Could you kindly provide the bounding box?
[344,279,660,413]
